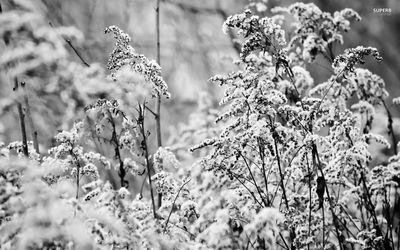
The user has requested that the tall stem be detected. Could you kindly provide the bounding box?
[139,105,157,218]
[21,82,39,154]
[155,0,163,208]
[14,79,29,157]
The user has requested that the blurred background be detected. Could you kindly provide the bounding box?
[0,0,399,150]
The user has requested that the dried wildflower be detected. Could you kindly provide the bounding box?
[223,9,286,60]
[105,26,170,98]
[333,46,383,74]
[273,3,361,62]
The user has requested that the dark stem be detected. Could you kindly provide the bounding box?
[306,154,312,250]
[164,178,191,232]
[312,144,344,250]
[155,0,163,209]
[138,104,157,218]
[272,133,289,209]
[239,152,268,207]
[21,82,39,154]
[257,138,270,206]
[108,112,127,188]
[13,79,29,157]
[49,22,90,67]
[381,98,397,155]
[71,149,82,199]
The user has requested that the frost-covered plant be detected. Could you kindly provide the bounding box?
[105,26,170,99]
[191,4,399,250]
[48,121,110,198]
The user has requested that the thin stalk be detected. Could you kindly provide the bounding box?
[306,154,312,250]
[49,22,90,67]
[381,98,397,155]
[21,82,39,154]
[138,104,157,218]
[239,152,268,207]
[13,80,28,157]
[272,134,289,209]
[108,112,127,188]
[155,0,163,209]
[164,178,191,232]
[71,150,82,199]
[257,138,270,206]
[312,144,344,250]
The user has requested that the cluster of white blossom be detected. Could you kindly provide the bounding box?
[105,26,170,98]
[223,9,286,60]
[273,3,361,63]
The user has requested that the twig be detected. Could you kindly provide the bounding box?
[21,82,39,154]
[163,178,191,232]
[144,104,157,117]
[48,22,90,67]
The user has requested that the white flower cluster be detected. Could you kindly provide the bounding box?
[332,46,383,74]
[273,3,361,62]
[105,26,170,98]
[223,9,286,60]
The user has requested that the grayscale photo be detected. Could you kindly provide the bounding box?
[0,0,399,249]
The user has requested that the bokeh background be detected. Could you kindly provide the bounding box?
[1,0,399,150]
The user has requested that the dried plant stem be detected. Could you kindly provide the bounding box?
[13,79,29,157]
[21,83,39,154]
[239,152,268,207]
[155,0,163,209]
[138,104,157,218]
[272,134,297,249]
[306,155,312,250]
[108,113,127,188]
[312,144,344,250]
[49,22,90,67]
[381,98,397,155]
[164,178,191,232]
[71,151,82,199]
[257,138,270,206]
[270,130,289,209]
